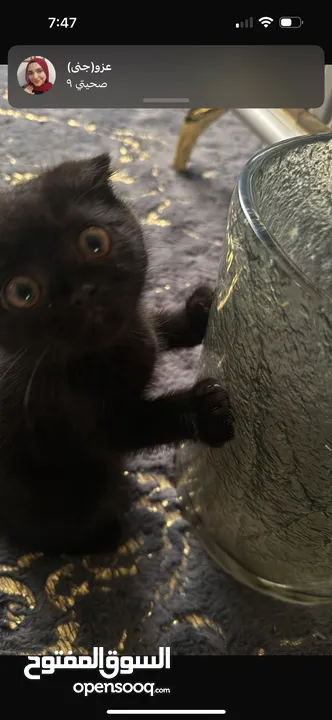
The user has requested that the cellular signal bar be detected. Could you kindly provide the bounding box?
[235,17,253,28]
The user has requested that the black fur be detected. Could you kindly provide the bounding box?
[0,154,233,555]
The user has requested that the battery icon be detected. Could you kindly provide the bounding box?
[279,16,303,27]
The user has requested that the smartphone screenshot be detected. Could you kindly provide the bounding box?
[0,13,330,718]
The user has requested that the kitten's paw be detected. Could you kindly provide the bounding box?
[193,377,234,447]
[185,285,215,342]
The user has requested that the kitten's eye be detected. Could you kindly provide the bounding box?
[78,227,110,260]
[4,276,41,309]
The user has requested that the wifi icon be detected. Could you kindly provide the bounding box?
[259,16,274,27]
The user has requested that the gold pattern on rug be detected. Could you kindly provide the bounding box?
[0,472,197,654]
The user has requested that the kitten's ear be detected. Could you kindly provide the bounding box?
[82,153,113,186]
[43,153,116,195]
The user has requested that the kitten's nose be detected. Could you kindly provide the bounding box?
[72,283,97,305]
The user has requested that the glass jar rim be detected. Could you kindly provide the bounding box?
[238,131,332,302]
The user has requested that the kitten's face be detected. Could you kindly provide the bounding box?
[0,154,148,355]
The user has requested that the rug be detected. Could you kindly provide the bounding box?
[1,66,332,657]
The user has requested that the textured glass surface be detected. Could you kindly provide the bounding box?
[176,133,332,605]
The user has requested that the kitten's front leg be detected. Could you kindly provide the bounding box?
[154,286,215,350]
[115,378,234,452]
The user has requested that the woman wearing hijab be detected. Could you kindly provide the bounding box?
[24,58,53,94]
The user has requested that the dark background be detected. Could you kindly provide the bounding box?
[0,12,329,63]
[2,655,328,716]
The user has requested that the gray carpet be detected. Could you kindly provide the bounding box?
[1,65,332,656]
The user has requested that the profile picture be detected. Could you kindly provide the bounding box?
[17,56,56,95]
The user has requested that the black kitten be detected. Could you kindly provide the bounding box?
[0,154,233,555]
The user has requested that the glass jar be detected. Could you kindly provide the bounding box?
[176,132,332,605]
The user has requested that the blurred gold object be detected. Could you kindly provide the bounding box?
[172,107,331,171]
[172,109,226,170]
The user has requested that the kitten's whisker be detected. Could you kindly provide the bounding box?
[0,348,27,384]
[130,328,145,341]
[24,346,50,430]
